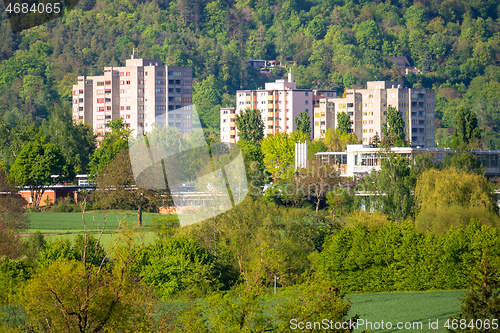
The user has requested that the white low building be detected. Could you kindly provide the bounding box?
[316,144,500,177]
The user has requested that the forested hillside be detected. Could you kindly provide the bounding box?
[1,0,500,147]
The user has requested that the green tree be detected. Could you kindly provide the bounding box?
[178,274,356,332]
[295,159,342,213]
[87,118,130,180]
[415,168,499,234]
[448,256,500,333]
[366,154,416,221]
[134,237,218,299]
[235,108,264,144]
[93,149,160,227]
[336,112,351,134]
[10,138,73,210]
[382,106,407,147]
[294,111,311,137]
[453,107,482,148]
[23,238,154,333]
[261,131,309,182]
[0,166,29,258]
[43,107,96,174]
[322,129,359,152]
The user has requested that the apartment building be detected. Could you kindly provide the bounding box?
[313,81,435,148]
[72,54,193,141]
[220,73,336,143]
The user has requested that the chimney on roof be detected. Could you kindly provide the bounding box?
[288,69,294,83]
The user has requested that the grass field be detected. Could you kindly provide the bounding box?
[348,290,464,332]
[27,211,164,246]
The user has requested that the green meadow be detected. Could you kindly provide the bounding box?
[348,290,464,332]
[27,211,163,246]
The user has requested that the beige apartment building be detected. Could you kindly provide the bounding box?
[220,73,336,143]
[72,55,193,141]
[313,81,435,148]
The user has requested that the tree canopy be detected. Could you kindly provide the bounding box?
[294,111,311,137]
[336,112,351,134]
[10,137,73,210]
[234,108,264,144]
[382,106,406,147]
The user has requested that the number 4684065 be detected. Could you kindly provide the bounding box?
[6,2,61,14]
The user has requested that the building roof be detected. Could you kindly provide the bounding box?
[382,56,412,67]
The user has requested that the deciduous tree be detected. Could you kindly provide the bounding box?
[336,112,351,134]
[10,138,73,210]
[235,108,264,144]
[382,106,407,147]
[294,111,311,137]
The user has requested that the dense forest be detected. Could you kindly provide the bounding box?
[1,0,500,149]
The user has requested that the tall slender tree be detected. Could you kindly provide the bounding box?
[382,106,407,147]
[294,111,311,137]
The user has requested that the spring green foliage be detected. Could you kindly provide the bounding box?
[294,111,311,137]
[178,274,355,332]
[382,106,406,147]
[0,0,500,149]
[415,168,499,234]
[448,257,500,333]
[322,128,359,152]
[453,107,482,148]
[10,137,74,210]
[319,219,500,293]
[366,155,416,221]
[87,118,130,180]
[234,108,264,144]
[260,131,309,182]
[134,237,218,299]
[336,112,351,134]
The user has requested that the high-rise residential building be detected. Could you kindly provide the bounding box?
[313,81,435,148]
[72,55,193,141]
[220,73,336,143]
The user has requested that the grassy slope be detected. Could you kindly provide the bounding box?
[348,290,464,332]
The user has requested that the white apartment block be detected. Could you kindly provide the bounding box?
[313,81,435,148]
[220,73,336,143]
[72,55,193,141]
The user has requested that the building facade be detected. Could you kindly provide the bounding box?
[317,145,500,177]
[313,81,435,148]
[72,55,193,141]
[220,73,336,143]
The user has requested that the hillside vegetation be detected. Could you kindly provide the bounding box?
[1,0,500,147]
